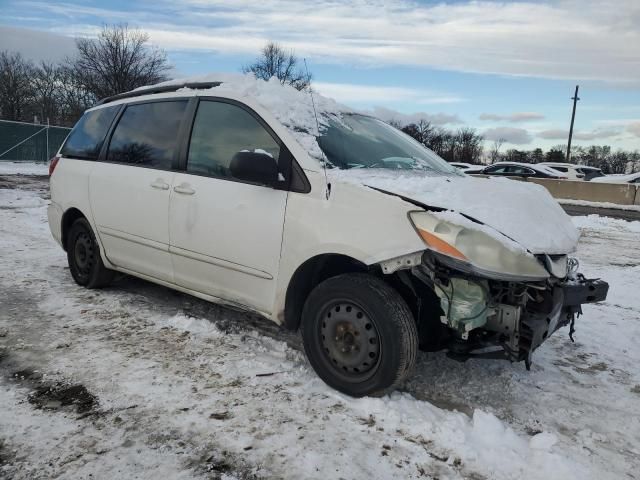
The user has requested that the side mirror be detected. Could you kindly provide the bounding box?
[229,151,278,186]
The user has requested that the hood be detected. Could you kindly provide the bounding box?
[331,170,580,255]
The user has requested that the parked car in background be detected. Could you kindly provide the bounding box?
[461,165,487,174]
[539,162,604,181]
[590,172,640,184]
[47,76,607,397]
[471,162,567,179]
[449,162,474,172]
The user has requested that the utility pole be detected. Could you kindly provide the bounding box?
[566,85,580,162]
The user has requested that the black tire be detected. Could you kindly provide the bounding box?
[301,273,418,397]
[66,218,114,288]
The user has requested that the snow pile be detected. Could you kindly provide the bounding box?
[0,161,49,175]
[347,394,580,480]
[142,73,351,161]
[332,169,580,254]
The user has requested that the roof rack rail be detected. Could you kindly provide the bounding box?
[96,81,222,106]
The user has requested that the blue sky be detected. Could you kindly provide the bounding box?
[1,0,639,151]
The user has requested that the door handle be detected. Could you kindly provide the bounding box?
[150,179,170,190]
[174,184,196,195]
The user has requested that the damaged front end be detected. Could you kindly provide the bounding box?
[379,210,609,369]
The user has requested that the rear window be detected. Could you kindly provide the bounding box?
[106,101,188,169]
[60,106,119,160]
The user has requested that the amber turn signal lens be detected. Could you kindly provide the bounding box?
[417,229,467,261]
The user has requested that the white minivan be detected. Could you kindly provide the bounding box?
[48,77,608,397]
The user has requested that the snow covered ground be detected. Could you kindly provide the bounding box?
[0,176,639,479]
[0,162,48,176]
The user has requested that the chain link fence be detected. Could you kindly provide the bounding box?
[0,119,72,162]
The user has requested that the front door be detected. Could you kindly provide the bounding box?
[169,100,288,314]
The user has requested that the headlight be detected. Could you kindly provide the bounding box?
[409,211,549,281]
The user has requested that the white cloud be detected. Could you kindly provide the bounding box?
[365,106,463,126]
[313,82,463,105]
[482,127,533,145]
[0,25,76,63]
[11,0,640,85]
[626,122,640,137]
[479,112,545,123]
[537,128,620,140]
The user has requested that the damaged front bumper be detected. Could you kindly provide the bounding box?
[383,250,609,369]
[495,275,609,368]
[443,271,608,368]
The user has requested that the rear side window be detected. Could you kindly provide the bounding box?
[187,100,280,178]
[60,106,118,160]
[107,101,187,169]
[552,166,568,172]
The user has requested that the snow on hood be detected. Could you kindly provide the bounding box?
[332,169,580,255]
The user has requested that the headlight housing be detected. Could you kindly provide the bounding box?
[409,211,550,281]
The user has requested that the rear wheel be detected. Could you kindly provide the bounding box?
[66,218,114,288]
[301,273,418,397]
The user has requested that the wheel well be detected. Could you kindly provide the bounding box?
[283,254,367,331]
[61,208,86,251]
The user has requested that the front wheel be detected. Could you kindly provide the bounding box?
[301,273,418,397]
[66,218,114,288]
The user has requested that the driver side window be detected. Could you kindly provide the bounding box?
[187,100,280,178]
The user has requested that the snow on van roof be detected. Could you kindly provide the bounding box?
[137,73,353,161]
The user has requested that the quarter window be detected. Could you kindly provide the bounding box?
[187,101,280,178]
[107,101,187,169]
[60,106,119,160]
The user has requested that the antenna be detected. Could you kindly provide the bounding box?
[304,58,331,200]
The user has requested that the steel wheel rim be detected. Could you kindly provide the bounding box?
[318,300,381,383]
[74,231,95,278]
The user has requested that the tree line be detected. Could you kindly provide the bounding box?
[397,120,484,164]
[495,145,639,174]
[398,121,638,173]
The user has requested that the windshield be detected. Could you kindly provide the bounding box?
[317,113,461,174]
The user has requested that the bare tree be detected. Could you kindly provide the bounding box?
[55,66,95,126]
[31,62,63,124]
[67,24,170,101]
[489,138,505,164]
[243,42,311,91]
[0,51,35,121]
[455,128,484,164]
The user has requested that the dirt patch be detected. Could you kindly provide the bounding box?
[28,383,97,414]
[192,450,260,480]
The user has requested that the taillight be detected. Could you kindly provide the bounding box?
[49,156,60,176]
